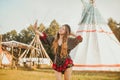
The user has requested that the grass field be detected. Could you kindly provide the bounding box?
[0,68,120,80]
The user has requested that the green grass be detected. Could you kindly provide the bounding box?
[0,68,120,80]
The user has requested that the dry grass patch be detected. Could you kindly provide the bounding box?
[0,68,120,80]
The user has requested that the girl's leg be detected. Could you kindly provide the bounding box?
[54,70,62,80]
[64,67,72,80]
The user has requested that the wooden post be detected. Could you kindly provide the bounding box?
[0,35,2,67]
[11,46,14,69]
[0,35,2,43]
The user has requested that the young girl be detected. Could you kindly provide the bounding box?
[36,24,82,80]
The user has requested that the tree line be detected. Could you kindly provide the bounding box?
[1,19,59,61]
[2,19,59,43]
[2,18,120,43]
[1,18,120,60]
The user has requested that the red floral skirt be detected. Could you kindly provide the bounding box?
[52,58,73,74]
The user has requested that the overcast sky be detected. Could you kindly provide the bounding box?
[0,0,120,34]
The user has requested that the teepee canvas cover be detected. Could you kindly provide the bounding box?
[0,46,12,65]
[0,35,12,65]
[70,0,120,71]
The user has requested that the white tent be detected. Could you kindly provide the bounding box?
[1,52,12,65]
[70,0,120,71]
[0,46,12,65]
[0,35,12,65]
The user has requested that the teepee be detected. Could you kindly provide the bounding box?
[0,46,12,65]
[0,35,12,66]
[70,0,120,71]
[19,21,52,67]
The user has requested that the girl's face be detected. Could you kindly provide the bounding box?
[58,26,66,35]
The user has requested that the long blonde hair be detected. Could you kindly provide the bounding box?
[52,24,71,57]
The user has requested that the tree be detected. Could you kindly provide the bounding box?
[116,23,120,41]
[2,30,18,41]
[18,29,34,44]
[108,18,120,42]
[38,23,46,32]
[45,19,59,36]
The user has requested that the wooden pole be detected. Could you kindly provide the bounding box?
[11,46,14,69]
[0,35,2,43]
[0,35,2,67]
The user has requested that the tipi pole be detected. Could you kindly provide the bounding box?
[0,35,2,67]
[11,46,14,69]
